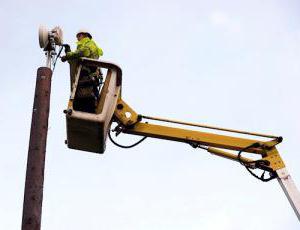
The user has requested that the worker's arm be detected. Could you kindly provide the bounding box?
[65,45,91,60]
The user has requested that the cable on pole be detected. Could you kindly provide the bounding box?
[52,45,64,72]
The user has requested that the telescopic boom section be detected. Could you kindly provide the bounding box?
[113,98,300,220]
[114,98,283,170]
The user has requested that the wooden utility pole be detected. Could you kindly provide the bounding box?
[21,66,52,230]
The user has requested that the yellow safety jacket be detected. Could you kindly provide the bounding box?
[66,37,103,60]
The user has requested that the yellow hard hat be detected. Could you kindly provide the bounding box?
[76,29,92,39]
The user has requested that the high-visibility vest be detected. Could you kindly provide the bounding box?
[66,37,103,60]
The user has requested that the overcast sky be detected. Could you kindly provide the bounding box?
[1,0,300,229]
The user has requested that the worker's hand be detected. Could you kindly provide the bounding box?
[61,56,68,62]
[63,44,71,53]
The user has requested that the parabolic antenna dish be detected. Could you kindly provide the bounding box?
[39,25,49,48]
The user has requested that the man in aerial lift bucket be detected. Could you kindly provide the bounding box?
[61,29,103,113]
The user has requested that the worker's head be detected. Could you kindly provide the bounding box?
[76,29,92,41]
[76,33,87,41]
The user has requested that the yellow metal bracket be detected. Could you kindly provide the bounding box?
[262,147,285,171]
[114,98,140,126]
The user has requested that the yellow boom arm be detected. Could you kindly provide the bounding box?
[112,98,300,220]
[114,98,284,174]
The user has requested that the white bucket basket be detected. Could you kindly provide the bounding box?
[65,58,122,153]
